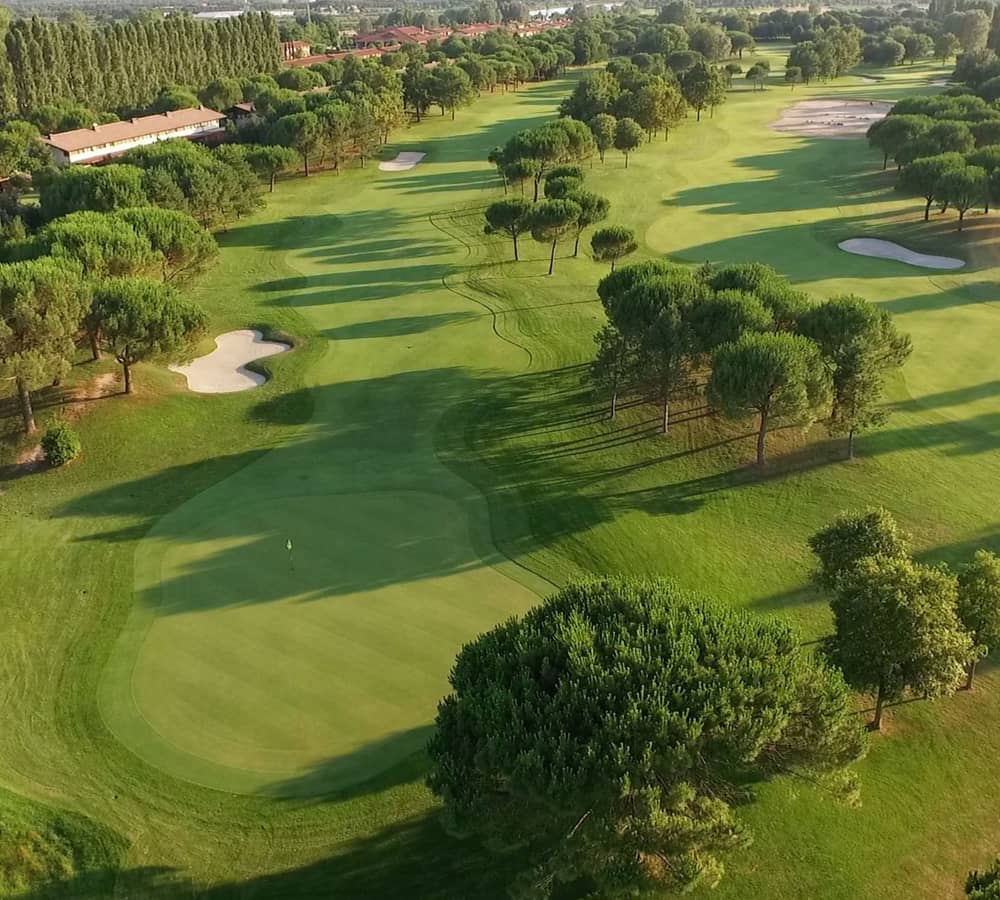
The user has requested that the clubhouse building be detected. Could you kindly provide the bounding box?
[43,107,227,167]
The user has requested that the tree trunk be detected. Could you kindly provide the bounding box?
[624,152,629,169]
[924,196,932,220]
[966,658,978,690]
[599,149,604,163]
[451,108,456,120]
[89,331,101,361]
[15,376,35,434]
[573,232,580,257]
[512,232,519,262]
[533,177,540,202]
[882,151,888,171]
[696,107,702,122]
[303,155,310,177]
[756,407,769,465]
[958,209,965,232]
[871,683,885,731]
[662,398,669,434]
[848,427,856,460]
[610,258,616,273]
[122,360,133,395]
[610,388,617,419]
[269,172,276,192]
[548,239,556,275]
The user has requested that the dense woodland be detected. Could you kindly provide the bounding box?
[0,10,281,115]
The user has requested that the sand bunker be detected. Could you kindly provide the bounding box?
[170,330,290,393]
[379,151,426,172]
[838,238,965,270]
[772,99,892,138]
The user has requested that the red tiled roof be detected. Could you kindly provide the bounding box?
[44,107,225,153]
[285,48,387,66]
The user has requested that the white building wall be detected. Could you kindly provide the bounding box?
[52,120,226,166]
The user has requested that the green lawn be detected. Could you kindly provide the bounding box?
[3,56,1000,899]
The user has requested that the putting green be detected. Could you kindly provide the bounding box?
[102,489,541,795]
[94,83,574,796]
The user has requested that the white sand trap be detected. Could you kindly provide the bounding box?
[379,151,426,172]
[170,330,290,393]
[838,238,965,270]
[858,75,878,84]
[772,99,893,138]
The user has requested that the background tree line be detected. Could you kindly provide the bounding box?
[0,10,281,117]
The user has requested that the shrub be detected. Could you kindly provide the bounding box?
[41,423,81,467]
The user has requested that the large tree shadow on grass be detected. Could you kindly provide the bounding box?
[13,814,520,900]
[667,140,895,217]
[258,726,434,802]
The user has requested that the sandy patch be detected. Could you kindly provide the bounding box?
[838,238,965,270]
[771,99,892,138]
[857,75,878,84]
[15,443,44,467]
[930,77,950,86]
[378,151,426,172]
[170,330,290,394]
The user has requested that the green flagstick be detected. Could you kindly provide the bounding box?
[286,538,294,572]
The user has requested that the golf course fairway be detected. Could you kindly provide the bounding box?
[7,54,1000,900]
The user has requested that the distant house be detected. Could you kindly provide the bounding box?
[43,108,227,166]
[227,102,258,130]
[282,40,312,60]
[353,25,449,48]
[285,47,385,67]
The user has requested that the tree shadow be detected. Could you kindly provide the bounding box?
[298,236,452,264]
[323,312,477,341]
[258,725,434,802]
[219,209,410,251]
[375,168,497,195]
[11,814,520,900]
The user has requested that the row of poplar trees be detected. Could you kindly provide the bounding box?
[0,12,281,118]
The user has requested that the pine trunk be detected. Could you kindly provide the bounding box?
[848,428,856,460]
[924,196,932,220]
[966,659,978,690]
[89,331,101,361]
[610,388,617,419]
[756,407,769,465]
[269,173,276,192]
[871,684,885,731]
[512,233,519,261]
[15,376,35,434]
[548,239,556,276]
[573,232,580,257]
[662,398,669,434]
[123,361,133,395]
